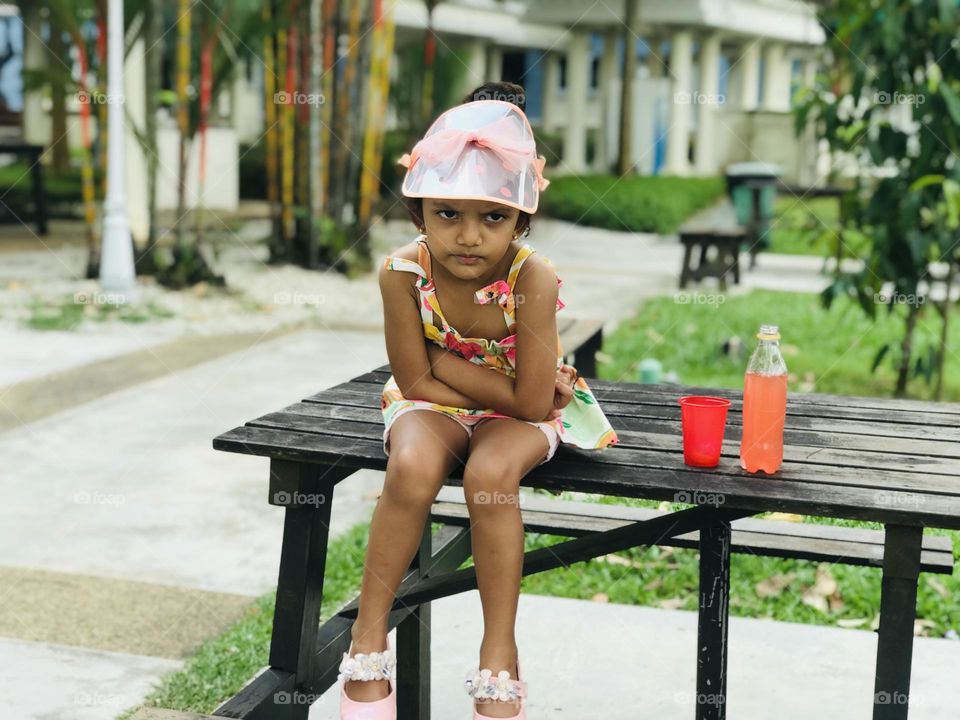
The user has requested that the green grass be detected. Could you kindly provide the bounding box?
[766,195,870,259]
[26,294,175,330]
[0,161,91,219]
[540,175,726,234]
[598,288,960,401]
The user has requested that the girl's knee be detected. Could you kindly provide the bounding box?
[384,445,446,509]
[462,457,522,508]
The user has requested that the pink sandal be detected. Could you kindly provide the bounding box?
[338,638,397,720]
[465,657,527,720]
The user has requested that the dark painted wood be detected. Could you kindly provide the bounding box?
[873,525,923,720]
[696,518,734,720]
[211,667,297,719]
[397,521,433,720]
[428,498,954,574]
[338,506,755,616]
[267,461,342,703]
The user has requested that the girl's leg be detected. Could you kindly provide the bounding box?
[462,418,550,718]
[346,410,470,701]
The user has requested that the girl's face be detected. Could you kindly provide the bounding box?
[421,198,521,282]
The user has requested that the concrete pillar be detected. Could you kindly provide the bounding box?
[562,31,590,173]
[461,38,487,96]
[647,36,666,78]
[21,5,47,146]
[694,33,721,175]
[594,31,618,173]
[734,41,760,111]
[665,30,693,176]
[124,38,150,246]
[762,42,790,111]
[542,52,560,132]
[486,45,503,82]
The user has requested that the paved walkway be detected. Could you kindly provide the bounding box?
[1,215,953,719]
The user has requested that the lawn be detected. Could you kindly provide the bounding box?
[539,174,726,234]
[766,194,870,259]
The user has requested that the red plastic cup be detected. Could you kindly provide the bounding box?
[678,396,732,468]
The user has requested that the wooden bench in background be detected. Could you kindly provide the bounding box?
[557,315,604,378]
[678,200,746,290]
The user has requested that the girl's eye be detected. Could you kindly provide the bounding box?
[485,213,506,223]
[436,209,458,220]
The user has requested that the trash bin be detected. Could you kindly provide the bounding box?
[724,162,782,261]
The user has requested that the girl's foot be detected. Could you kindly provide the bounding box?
[341,636,392,702]
[467,648,526,719]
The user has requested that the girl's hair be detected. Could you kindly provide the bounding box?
[404,81,532,237]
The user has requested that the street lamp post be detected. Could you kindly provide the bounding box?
[99,0,137,301]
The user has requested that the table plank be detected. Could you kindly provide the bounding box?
[212,424,960,529]
[305,381,960,443]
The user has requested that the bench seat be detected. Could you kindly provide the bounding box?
[430,488,954,574]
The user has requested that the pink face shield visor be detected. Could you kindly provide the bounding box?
[397,100,550,214]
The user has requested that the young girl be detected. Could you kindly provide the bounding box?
[337,83,619,720]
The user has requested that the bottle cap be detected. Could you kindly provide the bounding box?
[757,324,780,341]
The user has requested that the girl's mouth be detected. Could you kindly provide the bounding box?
[454,255,480,265]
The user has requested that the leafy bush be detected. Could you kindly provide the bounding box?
[539,175,725,234]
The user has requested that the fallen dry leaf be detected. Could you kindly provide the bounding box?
[755,573,796,599]
[836,618,869,629]
[767,512,804,523]
[801,588,829,613]
[643,578,663,592]
[659,598,685,610]
[926,577,950,598]
[591,592,609,603]
[599,553,633,567]
[811,564,838,597]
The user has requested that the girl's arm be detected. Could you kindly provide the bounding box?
[379,258,487,409]
[428,260,560,422]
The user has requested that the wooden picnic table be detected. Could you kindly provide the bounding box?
[211,367,959,720]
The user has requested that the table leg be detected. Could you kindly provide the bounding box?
[397,520,433,720]
[696,518,732,720]
[873,524,923,720]
[680,241,694,289]
[31,153,48,236]
[268,461,338,719]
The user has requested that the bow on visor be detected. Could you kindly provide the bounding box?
[398,115,550,192]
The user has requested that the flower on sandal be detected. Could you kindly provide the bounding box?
[337,648,397,683]
[464,668,527,703]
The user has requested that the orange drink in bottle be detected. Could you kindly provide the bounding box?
[740,325,788,474]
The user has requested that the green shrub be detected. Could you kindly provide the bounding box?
[540,175,726,234]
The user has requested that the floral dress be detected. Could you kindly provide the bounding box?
[381,236,619,453]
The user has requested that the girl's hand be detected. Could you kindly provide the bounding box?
[543,364,578,421]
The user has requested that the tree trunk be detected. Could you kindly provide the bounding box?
[895,302,920,397]
[47,19,70,174]
[934,258,955,401]
[137,0,162,273]
[617,0,638,176]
